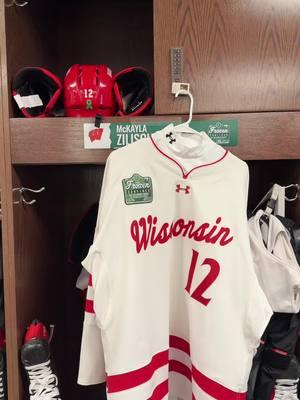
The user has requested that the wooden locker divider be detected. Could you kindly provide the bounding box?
[0,1,22,399]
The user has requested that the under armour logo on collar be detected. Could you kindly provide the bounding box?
[166,132,176,144]
[176,184,190,194]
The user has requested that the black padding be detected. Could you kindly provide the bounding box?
[69,203,98,264]
[262,349,291,370]
[115,69,152,113]
[13,69,59,117]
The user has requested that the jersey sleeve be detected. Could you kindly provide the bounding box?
[93,155,112,239]
[78,271,106,385]
[76,156,112,290]
[243,164,273,348]
[245,278,273,348]
[78,157,114,385]
[243,162,250,210]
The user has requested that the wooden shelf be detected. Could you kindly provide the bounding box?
[10,112,300,165]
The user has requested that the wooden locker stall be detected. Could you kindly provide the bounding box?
[0,0,299,399]
[0,1,154,399]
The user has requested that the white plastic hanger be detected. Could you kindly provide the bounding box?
[274,185,286,217]
[265,184,285,219]
[252,183,300,245]
[252,183,285,219]
[260,184,283,245]
[172,89,200,135]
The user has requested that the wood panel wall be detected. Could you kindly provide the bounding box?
[154,0,300,114]
[55,0,154,78]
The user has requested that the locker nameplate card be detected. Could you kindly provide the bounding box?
[83,120,238,149]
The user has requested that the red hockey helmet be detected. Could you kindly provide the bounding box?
[64,64,115,117]
[12,67,62,118]
[113,67,153,116]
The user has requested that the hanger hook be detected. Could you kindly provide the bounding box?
[20,187,46,194]
[14,0,28,6]
[285,184,300,202]
[20,187,45,205]
[5,0,29,6]
[175,89,194,125]
[5,0,15,7]
[13,186,45,205]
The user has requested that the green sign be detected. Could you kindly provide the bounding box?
[84,120,238,149]
[110,122,166,148]
[191,120,238,146]
[110,120,237,148]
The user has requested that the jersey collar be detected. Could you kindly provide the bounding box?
[150,124,228,179]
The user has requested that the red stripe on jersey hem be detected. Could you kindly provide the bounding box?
[148,379,168,400]
[85,299,95,314]
[106,336,246,399]
[107,350,168,393]
[192,364,246,400]
[150,135,228,179]
[88,274,93,287]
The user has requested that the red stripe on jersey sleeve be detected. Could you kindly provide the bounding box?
[85,299,95,314]
[169,360,191,381]
[170,335,190,356]
[88,274,93,287]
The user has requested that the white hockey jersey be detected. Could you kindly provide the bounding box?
[248,210,300,313]
[78,125,272,400]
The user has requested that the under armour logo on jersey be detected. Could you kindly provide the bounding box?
[166,132,176,144]
[176,184,190,194]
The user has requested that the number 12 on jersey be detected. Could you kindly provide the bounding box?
[84,89,94,98]
[185,249,220,306]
